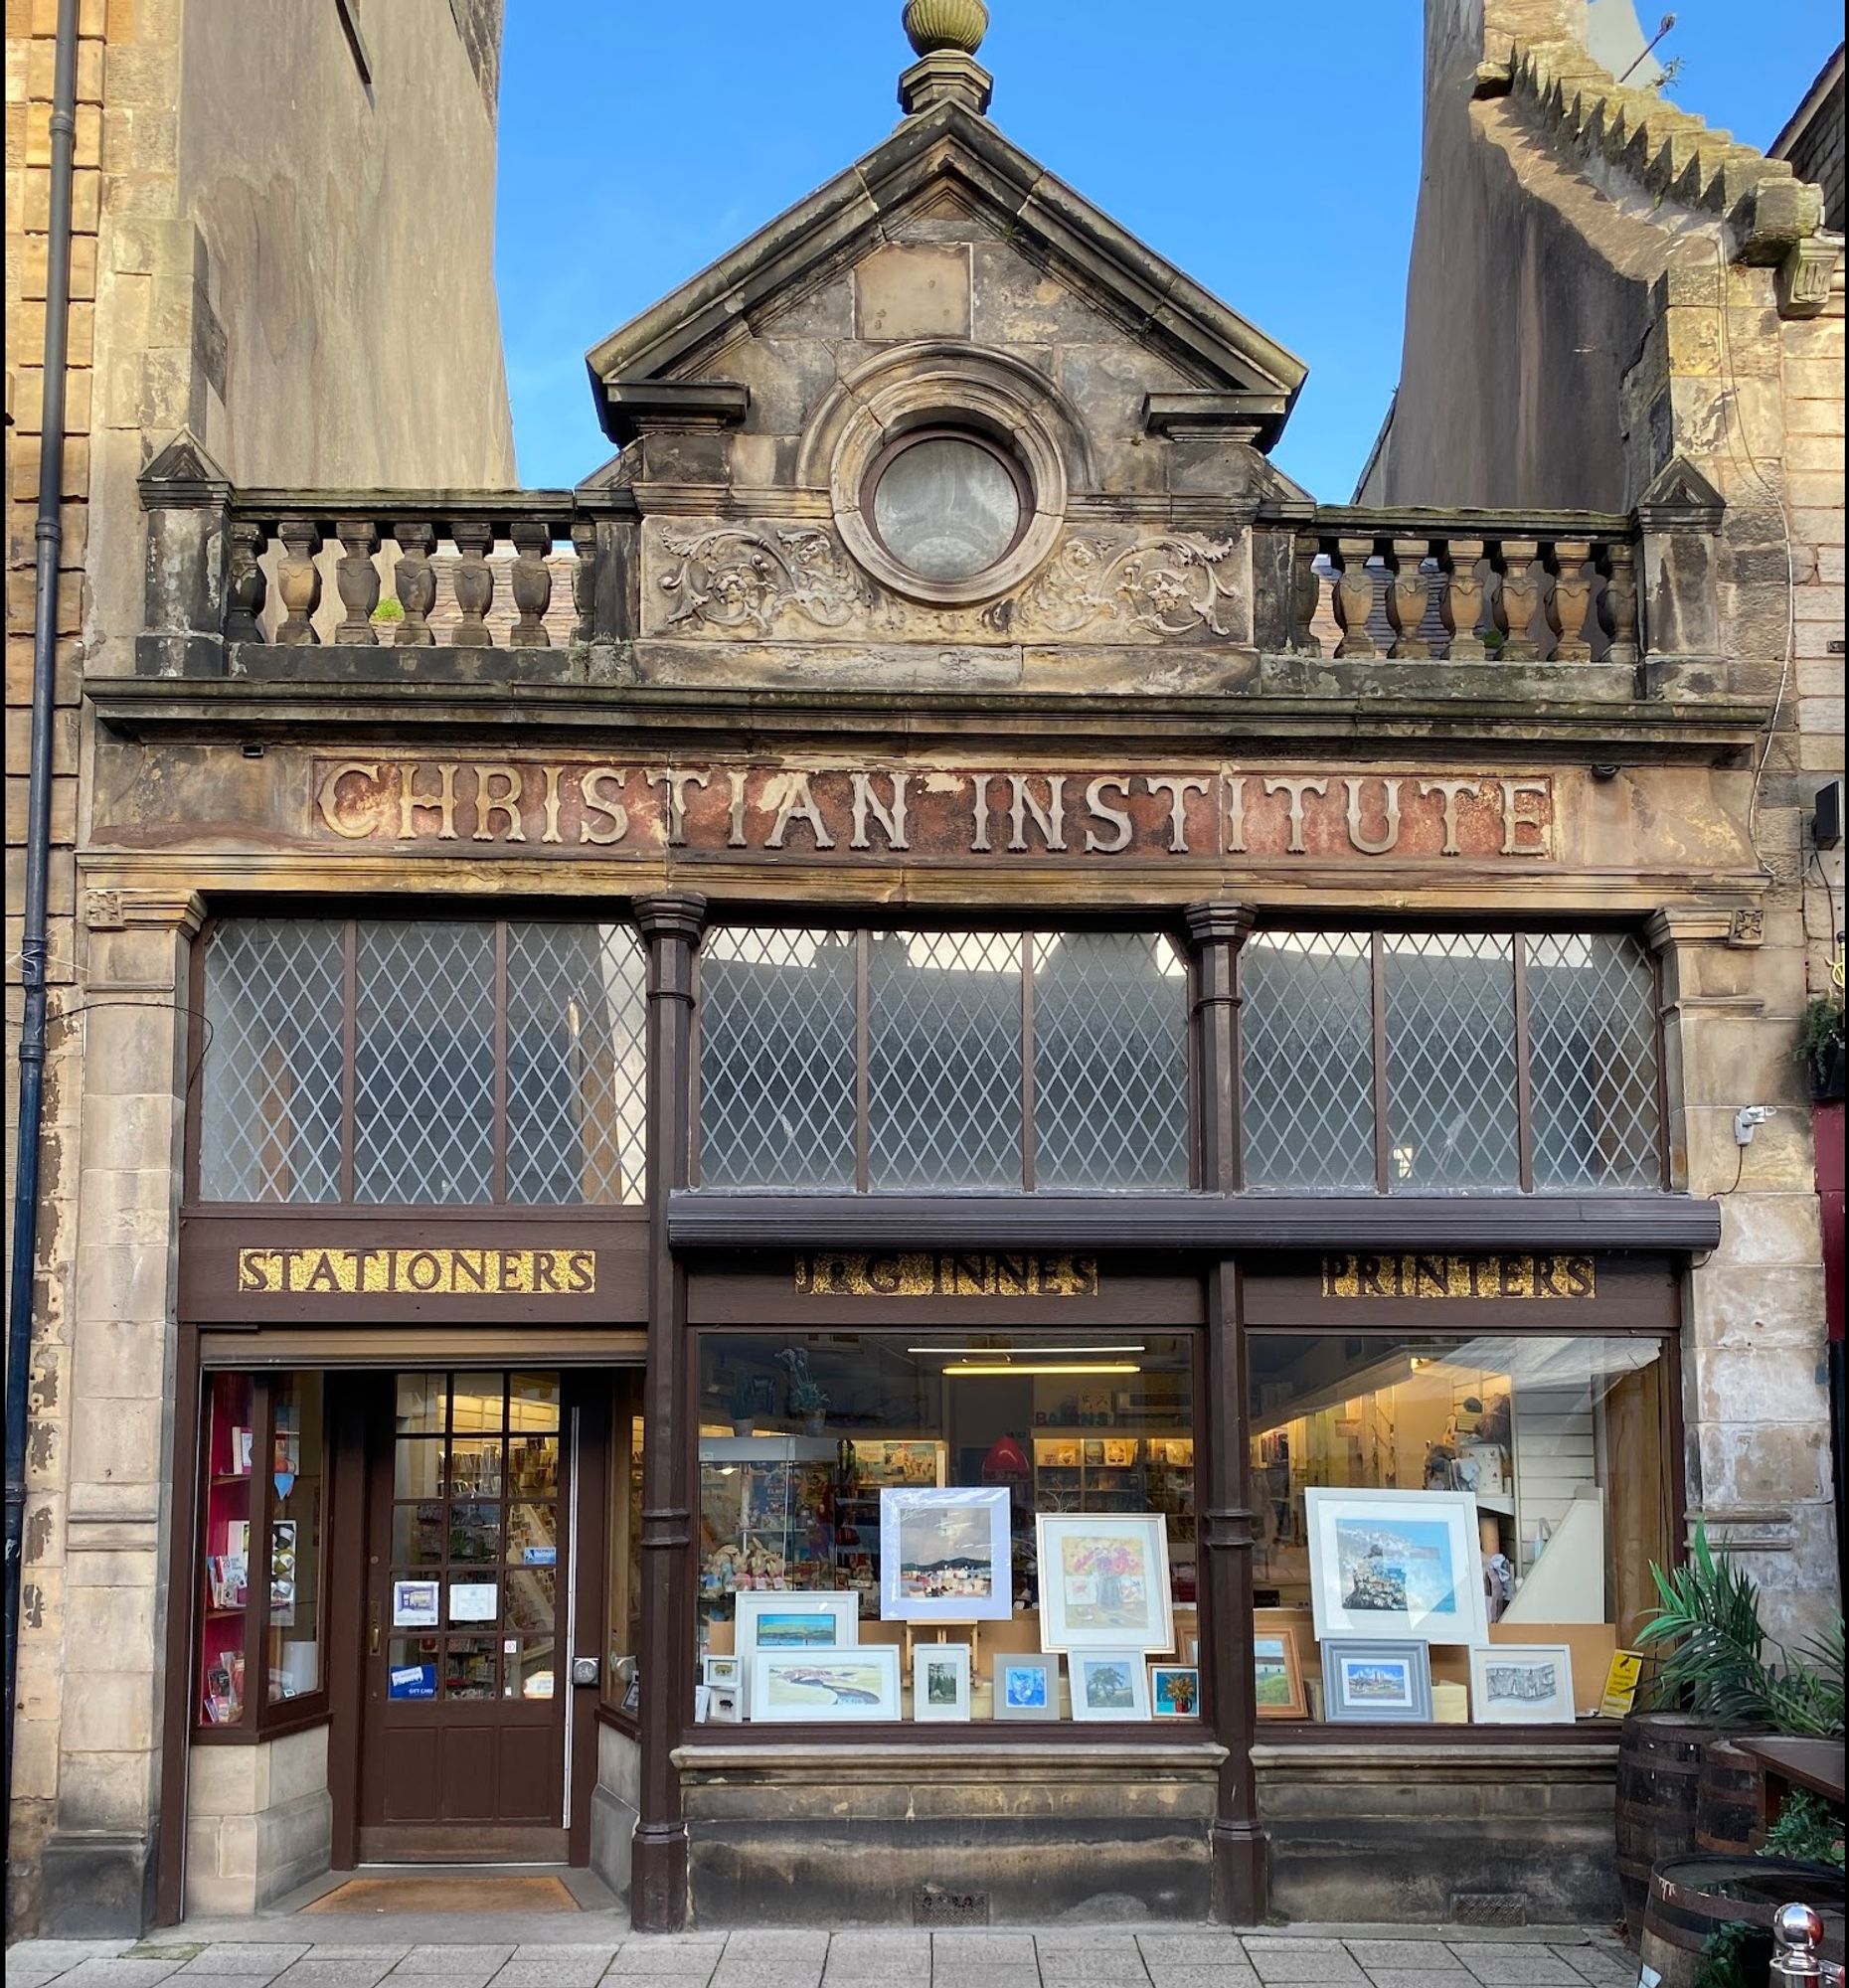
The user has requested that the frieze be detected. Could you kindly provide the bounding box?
[310,758,1555,863]
[995,533,1242,639]
[657,524,867,634]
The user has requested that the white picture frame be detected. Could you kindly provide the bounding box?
[1304,1488,1488,1648]
[1069,1650,1152,1722]
[749,1645,902,1723]
[880,1485,1013,1623]
[912,1640,972,1722]
[1036,1513,1173,1654]
[1470,1643,1577,1725]
[732,1591,860,1666]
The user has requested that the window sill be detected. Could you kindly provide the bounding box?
[676,1728,1226,1770]
[192,1702,332,1745]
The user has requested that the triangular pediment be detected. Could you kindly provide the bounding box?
[585,99,1307,449]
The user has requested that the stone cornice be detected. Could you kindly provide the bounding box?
[83,885,206,935]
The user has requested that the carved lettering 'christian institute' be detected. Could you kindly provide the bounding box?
[313,760,1555,862]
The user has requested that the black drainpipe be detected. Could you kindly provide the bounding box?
[6,0,80,1869]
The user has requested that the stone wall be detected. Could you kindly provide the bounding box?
[185,1725,332,1918]
[1365,0,1845,1645]
[4,0,513,1934]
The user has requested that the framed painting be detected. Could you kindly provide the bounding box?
[733,1591,858,1713]
[912,1640,972,1722]
[1070,1650,1152,1722]
[1470,1644,1576,1725]
[1035,1513,1173,1653]
[750,1646,901,1723]
[1253,1625,1309,1720]
[1304,1488,1487,1648]
[1148,1663,1200,1719]
[992,1653,1060,1721]
[1320,1638,1434,1723]
[880,1485,1013,1622]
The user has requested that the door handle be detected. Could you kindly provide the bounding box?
[370,1603,381,1656]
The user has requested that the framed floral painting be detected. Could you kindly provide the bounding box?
[1035,1514,1172,1654]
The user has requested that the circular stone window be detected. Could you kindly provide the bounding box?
[865,431,1030,584]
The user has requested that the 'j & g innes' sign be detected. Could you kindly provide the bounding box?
[312,759,1556,864]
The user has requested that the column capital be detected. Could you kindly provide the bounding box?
[84,885,207,935]
[633,891,709,949]
[1645,902,1763,952]
[1184,901,1258,951]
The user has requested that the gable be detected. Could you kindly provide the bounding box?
[585,102,1306,451]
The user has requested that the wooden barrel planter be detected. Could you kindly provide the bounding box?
[1696,1737,1769,1857]
[1616,1712,1715,1929]
[1639,1854,1845,1988]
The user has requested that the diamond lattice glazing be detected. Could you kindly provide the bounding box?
[1033,933,1189,1188]
[506,923,647,1204]
[1526,931,1663,1188]
[354,923,496,1203]
[199,919,346,1201]
[1384,932,1520,1188]
[1240,931,1376,1189]
[699,928,858,1188]
[868,930,1025,1189]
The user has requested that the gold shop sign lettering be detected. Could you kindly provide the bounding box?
[795,1252,1100,1298]
[237,1245,597,1296]
[311,758,1556,865]
[1320,1253,1596,1299]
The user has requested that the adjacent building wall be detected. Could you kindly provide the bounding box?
[1364,0,1845,1645]
[4,0,514,1934]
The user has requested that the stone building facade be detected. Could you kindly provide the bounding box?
[5,0,1843,1945]
[5,0,513,1934]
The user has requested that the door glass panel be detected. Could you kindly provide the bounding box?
[509,1373,561,1430]
[507,1638,557,1700]
[506,1501,558,1567]
[395,1440,443,1499]
[448,1438,504,1497]
[267,1375,323,1704]
[392,1502,446,1567]
[507,1436,559,1501]
[444,1636,497,1698]
[451,1375,507,1432]
[507,1569,555,1635]
[448,1503,501,1563]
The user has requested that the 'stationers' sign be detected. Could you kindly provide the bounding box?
[312,760,1555,863]
[237,1245,598,1295]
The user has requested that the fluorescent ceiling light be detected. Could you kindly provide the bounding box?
[942,1361,1141,1377]
[908,1345,1146,1357]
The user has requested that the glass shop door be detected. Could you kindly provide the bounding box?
[357,1370,573,1861]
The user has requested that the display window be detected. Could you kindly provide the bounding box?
[1249,1331,1672,1726]
[195,1370,328,1734]
[694,1330,1199,1725]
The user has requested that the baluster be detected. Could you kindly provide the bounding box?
[392,521,437,646]
[1386,538,1433,658]
[334,517,382,645]
[1289,532,1323,654]
[274,517,323,645]
[1330,537,1378,659]
[1493,539,1543,660]
[571,519,599,645]
[1437,538,1486,659]
[1598,539,1640,666]
[225,520,268,643]
[450,519,495,646]
[1546,539,1595,661]
[509,517,553,648]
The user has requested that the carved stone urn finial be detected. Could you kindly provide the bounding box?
[904,0,988,59]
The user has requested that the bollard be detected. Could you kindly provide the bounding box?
[1770,1903,1824,1985]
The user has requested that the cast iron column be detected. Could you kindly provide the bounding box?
[631,891,706,1932]
[1184,901,1264,1924]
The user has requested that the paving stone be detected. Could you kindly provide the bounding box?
[1236,1944,1367,1986]
[1032,1953,1153,1985]
[393,1948,518,1975]
[1342,1941,1468,1972]
[490,1958,619,1986]
[1366,1975,1472,1988]
[930,1931,1039,1963]
[175,1949,314,1977]
[44,1965,188,1987]
[1556,1952,1637,1987]
[1141,1966,1262,1988]
[822,1933,934,1981]
[1137,1932,1254,1963]
[603,1952,717,1985]
[711,1968,823,1988]
[267,1964,400,1988]
[928,1966,1045,1988]
[1449,1951,1587,1987]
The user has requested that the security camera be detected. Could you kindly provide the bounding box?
[1734,1105,1777,1146]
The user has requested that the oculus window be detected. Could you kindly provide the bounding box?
[866,431,1029,583]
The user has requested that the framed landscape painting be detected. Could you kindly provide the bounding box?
[1070,1650,1152,1722]
[733,1591,859,1711]
[750,1646,902,1723]
[1253,1626,1308,1720]
[1320,1639,1434,1723]
[1035,1513,1173,1653]
[992,1653,1059,1721]
[880,1485,1012,1622]
[1304,1488,1487,1648]
[1470,1644,1576,1725]
[912,1640,972,1722]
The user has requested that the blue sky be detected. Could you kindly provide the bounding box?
[495,3,1843,502]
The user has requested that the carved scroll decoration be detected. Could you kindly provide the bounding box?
[1000,533,1243,638]
[657,525,866,633]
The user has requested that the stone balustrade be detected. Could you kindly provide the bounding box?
[1281,508,1640,667]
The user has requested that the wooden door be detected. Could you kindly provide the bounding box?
[358,1370,572,1861]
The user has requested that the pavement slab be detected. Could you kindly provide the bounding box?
[1450,1950,1591,1987]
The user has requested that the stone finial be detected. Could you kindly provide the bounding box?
[900,0,992,115]
[904,0,986,55]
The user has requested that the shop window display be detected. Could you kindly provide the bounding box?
[695,1332,1198,1723]
[196,1371,326,1733]
[1249,1333,1671,1724]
